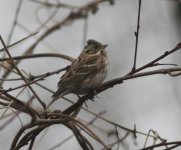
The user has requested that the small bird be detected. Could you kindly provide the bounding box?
[46,39,108,109]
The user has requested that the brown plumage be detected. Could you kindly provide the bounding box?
[46,39,108,109]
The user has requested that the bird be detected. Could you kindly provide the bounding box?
[46,39,108,109]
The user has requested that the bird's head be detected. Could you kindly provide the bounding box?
[83,39,108,54]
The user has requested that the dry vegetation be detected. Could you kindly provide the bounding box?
[0,0,181,150]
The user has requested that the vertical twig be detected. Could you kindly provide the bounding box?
[114,126,120,150]
[129,0,142,74]
[0,0,23,81]
[6,0,23,45]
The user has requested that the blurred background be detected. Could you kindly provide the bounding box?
[0,0,181,149]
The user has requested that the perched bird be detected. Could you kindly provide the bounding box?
[46,39,108,109]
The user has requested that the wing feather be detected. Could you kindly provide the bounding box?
[57,53,99,87]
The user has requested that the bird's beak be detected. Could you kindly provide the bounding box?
[103,44,108,49]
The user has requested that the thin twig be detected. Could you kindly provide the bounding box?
[0,107,23,130]
[131,42,181,74]
[1,66,68,93]
[102,132,129,150]
[29,0,80,9]
[35,4,59,31]
[62,67,181,116]
[0,53,74,62]
[140,141,181,150]
[2,0,112,80]
[129,0,142,74]
[0,35,46,109]
[0,32,38,52]
[6,0,23,45]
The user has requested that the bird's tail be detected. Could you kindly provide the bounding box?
[46,91,68,110]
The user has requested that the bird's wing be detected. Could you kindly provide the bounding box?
[52,53,99,99]
[73,56,99,74]
[58,53,99,86]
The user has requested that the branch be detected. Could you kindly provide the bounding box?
[6,0,23,45]
[130,0,142,73]
[132,42,181,74]
[1,66,68,93]
[62,67,181,115]
[140,141,181,150]
[0,32,38,52]
[0,53,74,62]
[2,0,113,80]
[0,35,46,109]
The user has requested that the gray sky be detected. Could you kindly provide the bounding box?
[0,0,181,149]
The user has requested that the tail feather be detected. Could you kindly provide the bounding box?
[46,90,69,110]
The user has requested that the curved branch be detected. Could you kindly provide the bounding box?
[0,53,74,62]
[63,67,181,115]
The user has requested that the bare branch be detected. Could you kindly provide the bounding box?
[0,53,74,62]
[129,0,142,74]
[0,35,45,109]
